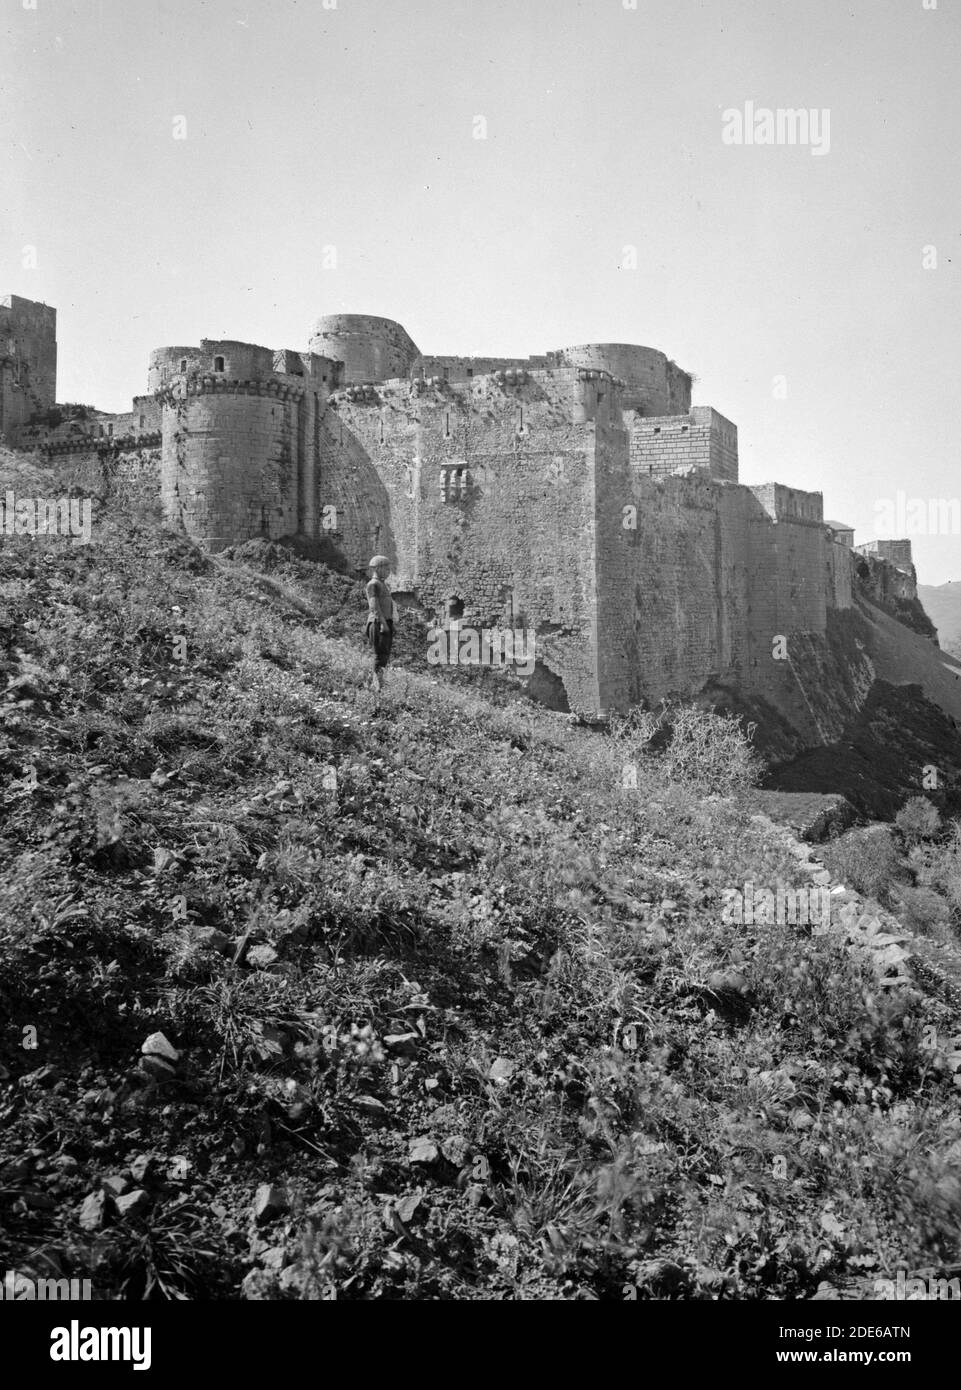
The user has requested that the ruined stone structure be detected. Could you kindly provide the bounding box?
[0,295,57,445]
[856,538,914,569]
[13,298,928,720]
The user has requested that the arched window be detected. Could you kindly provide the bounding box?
[213,356,225,372]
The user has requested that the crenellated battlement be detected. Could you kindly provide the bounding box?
[155,376,307,405]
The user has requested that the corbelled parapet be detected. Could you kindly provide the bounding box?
[155,375,307,405]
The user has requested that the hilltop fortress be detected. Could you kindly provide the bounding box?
[5,298,936,729]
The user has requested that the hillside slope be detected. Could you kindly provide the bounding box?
[1,460,961,1301]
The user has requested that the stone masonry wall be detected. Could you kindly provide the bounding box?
[0,295,57,444]
[30,442,162,507]
[318,365,854,718]
[554,344,691,416]
[317,369,604,711]
[414,355,549,384]
[160,384,302,549]
[593,440,848,716]
[630,406,739,482]
[857,538,914,568]
[827,536,855,610]
[309,315,420,386]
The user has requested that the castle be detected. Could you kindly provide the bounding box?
[4,298,922,721]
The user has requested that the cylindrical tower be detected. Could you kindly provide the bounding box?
[308,314,420,385]
[157,360,304,551]
[558,343,691,416]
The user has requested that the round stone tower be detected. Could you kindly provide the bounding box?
[559,343,691,416]
[308,314,420,385]
[155,341,303,552]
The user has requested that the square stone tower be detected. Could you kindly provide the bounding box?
[0,295,57,445]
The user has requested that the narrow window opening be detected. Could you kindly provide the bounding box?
[213,355,225,373]
[443,367,450,382]
[180,358,187,372]
[139,414,145,428]
[445,412,450,437]
[518,406,524,432]
[466,367,473,378]
[448,598,464,621]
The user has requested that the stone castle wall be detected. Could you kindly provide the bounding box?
[317,368,613,711]
[630,406,739,483]
[591,448,853,716]
[8,298,913,722]
[552,343,691,416]
[309,315,420,387]
[0,295,57,445]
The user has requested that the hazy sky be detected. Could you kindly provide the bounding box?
[3,0,959,581]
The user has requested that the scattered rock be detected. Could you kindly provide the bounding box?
[409,1136,439,1165]
[440,1135,470,1166]
[384,1033,420,1055]
[247,944,279,970]
[115,1189,150,1219]
[353,1094,387,1116]
[394,1192,422,1224]
[78,1190,109,1231]
[241,1268,278,1300]
[128,1155,153,1184]
[253,1183,289,1225]
[488,1057,514,1084]
[141,1032,180,1064]
[101,1174,131,1197]
[53,1155,79,1175]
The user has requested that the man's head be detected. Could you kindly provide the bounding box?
[368,554,390,581]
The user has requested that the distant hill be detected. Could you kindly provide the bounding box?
[919,581,961,658]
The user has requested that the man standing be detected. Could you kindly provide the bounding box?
[365,554,395,693]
